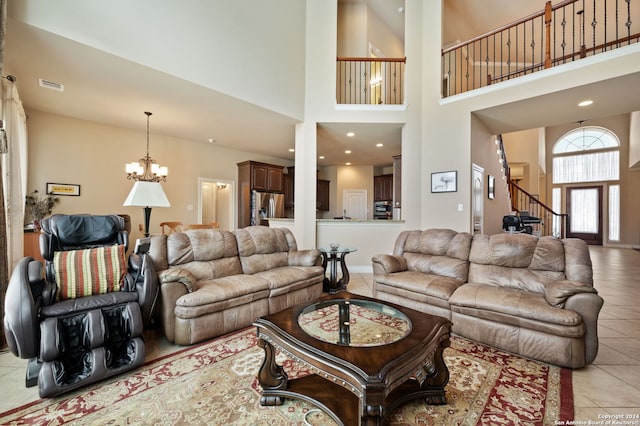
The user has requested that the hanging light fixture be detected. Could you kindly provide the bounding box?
[125,111,168,182]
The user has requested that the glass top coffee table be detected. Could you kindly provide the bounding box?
[254,292,451,425]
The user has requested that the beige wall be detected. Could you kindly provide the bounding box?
[26,109,291,242]
[503,128,541,197]
[470,115,510,235]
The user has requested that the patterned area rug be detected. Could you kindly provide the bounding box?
[1,327,573,425]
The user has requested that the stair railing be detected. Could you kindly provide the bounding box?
[442,0,639,97]
[509,179,568,238]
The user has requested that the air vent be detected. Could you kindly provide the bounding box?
[38,78,64,92]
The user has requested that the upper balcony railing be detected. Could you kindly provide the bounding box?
[442,0,639,97]
[336,57,406,105]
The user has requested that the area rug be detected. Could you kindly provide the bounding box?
[0,327,573,425]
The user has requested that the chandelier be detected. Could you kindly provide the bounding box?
[125,111,168,182]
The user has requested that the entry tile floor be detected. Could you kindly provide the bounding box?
[0,246,639,422]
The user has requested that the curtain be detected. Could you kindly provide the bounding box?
[1,78,28,271]
[1,0,29,349]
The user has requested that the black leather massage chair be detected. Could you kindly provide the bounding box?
[3,214,158,397]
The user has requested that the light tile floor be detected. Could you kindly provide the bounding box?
[1,246,639,422]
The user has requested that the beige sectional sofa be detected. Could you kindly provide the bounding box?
[147,226,324,345]
[372,229,603,368]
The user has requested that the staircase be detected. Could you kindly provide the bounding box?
[496,135,568,238]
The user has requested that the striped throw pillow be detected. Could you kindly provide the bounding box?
[54,244,127,300]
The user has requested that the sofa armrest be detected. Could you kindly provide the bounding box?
[545,280,603,365]
[159,268,197,292]
[544,280,597,308]
[288,249,321,267]
[564,291,604,365]
[371,254,407,275]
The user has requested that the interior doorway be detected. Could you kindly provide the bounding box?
[198,178,235,231]
[566,186,603,245]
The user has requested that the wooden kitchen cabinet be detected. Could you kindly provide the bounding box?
[237,161,285,228]
[316,179,330,211]
[283,171,294,209]
[282,167,330,212]
[24,231,44,263]
[374,174,393,201]
[247,162,283,193]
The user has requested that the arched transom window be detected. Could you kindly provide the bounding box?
[552,126,620,184]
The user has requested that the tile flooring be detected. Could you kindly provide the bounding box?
[0,246,639,422]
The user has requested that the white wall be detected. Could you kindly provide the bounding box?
[9,0,307,120]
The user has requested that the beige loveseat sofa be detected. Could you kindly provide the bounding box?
[372,229,603,368]
[148,226,324,345]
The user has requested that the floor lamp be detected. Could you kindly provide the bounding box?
[123,181,171,237]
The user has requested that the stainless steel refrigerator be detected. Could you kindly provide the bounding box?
[251,190,285,226]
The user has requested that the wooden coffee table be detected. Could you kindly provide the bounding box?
[254,292,451,425]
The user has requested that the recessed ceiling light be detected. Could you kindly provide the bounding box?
[319,155,325,159]
[288,148,295,152]
[345,150,351,154]
[346,132,355,137]
[376,143,383,147]
[345,162,351,166]
[578,100,594,107]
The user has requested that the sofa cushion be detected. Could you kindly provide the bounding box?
[174,274,270,318]
[253,265,325,296]
[235,226,292,274]
[400,229,472,260]
[468,234,569,294]
[449,283,584,329]
[164,230,243,281]
[54,244,127,300]
[375,271,463,302]
[288,249,321,267]
[394,229,472,282]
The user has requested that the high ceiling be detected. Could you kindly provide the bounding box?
[3,1,639,169]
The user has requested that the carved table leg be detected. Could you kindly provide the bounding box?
[418,336,450,405]
[337,251,351,288]
[257,338,288,406]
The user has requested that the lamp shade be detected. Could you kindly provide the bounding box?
[123,181,171,207]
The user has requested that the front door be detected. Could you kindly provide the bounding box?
[566,186,602,245]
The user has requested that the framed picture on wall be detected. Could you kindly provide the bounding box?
[47,182,81,196]
[488,175,495,199]
[431,171,457,193]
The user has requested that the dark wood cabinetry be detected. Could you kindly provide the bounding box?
[282,167,330,212]
[283,172,294,209]
[249,162,284,193]
[316,179,330,211]
[374,174,393,201]
[237,161,285,228]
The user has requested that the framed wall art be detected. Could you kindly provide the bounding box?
[431,171,457,193]
[488,175,495,199]
[47,182,81,196]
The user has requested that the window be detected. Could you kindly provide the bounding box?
[609,185,620,241]
[552,126,620,184]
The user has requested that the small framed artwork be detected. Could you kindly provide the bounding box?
[431,171,457,193]
[488,175,495,199]
[47,182,81,196]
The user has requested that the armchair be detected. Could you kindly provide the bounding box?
[3,214,157,397]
